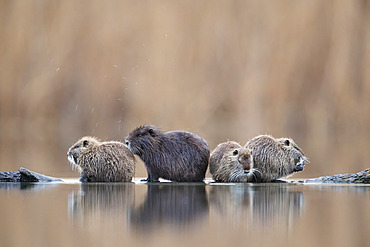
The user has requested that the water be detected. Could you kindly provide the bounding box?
[0,179,369,247]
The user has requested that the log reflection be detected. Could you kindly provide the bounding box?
[0,182,59,190]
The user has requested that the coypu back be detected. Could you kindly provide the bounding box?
[126,125,210,182]
[245,135,308,182]
[67,136,136,182]
[209,141,256,183]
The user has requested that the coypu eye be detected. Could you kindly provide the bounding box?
[83,140,89,147]
[284,139,290,146]
[149,128,155,137]
[233,150,238,155]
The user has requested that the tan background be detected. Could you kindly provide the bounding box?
[0,0,369,178]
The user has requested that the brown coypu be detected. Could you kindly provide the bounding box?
[209,141,256,182]
[125,125,210,182]
[67,136,135,182]
[245,135,308,182]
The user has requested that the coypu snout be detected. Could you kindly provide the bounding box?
[237,150,253,171]
[294,157,306,172]
[125,139,130,148]
[67,151,78,165]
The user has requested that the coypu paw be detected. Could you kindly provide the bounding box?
[79,176,90,182]
[79,172,92,182]
[141,175,159,183]
[271,180,287,183]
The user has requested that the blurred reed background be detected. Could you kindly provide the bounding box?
[0,0,369,178]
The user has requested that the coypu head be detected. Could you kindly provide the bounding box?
[276,137,308,173]
[67,136,100,170]
[210,141,255,181]
[125,125,162,158]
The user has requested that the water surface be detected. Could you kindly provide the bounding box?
[0,179,369,247]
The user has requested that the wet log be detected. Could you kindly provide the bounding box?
[303,169,370,184]
[0,167,62,182]
[0,167,369,184]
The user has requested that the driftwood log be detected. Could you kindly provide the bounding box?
[0,167,62,182]
[302,169,370,184]
[0,167,369,184]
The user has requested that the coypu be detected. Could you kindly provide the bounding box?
[209,141,256,182]
[67,136,135,182]
[245,135,308,182]
[125,125,210,182]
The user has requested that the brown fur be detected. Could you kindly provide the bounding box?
[209,141,256,182]
[125,125,209,182]
[245,135,308,182]
[67,136,135,182]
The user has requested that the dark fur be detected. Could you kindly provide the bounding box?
[125,125,210,182]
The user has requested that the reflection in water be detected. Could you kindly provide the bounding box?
[309,184,370,195]
[208,184,304,228]
[68,183,134,224]
[0,182,59,190]
[131,183,209,231]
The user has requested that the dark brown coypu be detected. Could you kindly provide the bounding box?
[67,136,135,182]
[209,141,256,182]
[125,125,210,182]
[245,135,308,182]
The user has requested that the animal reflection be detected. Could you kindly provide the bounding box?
[68,183,134,223]
[131,183,209,230]
[208,184,304,227]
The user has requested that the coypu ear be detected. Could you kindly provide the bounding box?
[284,139,290,146]
[149,128,155,137]
[83,140,89,147]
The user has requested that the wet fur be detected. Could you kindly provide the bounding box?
[245,135,308,182]
[209,141,257,182]
[125,125,210,182]
[67,136,136,182]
